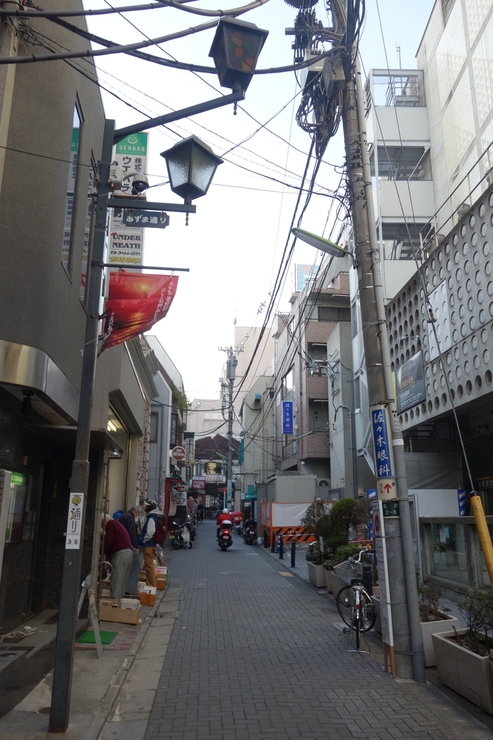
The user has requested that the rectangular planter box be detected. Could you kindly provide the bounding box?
[307,562,325,588]
[324,569,336,593]
[421,611,460,667]
[432,629,493,713]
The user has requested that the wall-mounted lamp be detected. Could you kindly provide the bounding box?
[108,447,123,459]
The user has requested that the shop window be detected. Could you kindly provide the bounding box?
[431,523,468,585]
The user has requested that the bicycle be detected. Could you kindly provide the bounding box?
[334,549,376,650]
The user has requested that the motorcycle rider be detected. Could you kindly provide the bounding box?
[217,508,231,538]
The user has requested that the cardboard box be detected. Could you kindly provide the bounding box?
[99,599,141,625]
[139,592,155,606]
[156,577,166,590]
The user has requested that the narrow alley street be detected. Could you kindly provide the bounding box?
[138,521,492,740]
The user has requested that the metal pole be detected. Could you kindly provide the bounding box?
[291,540,296,568]
[279,534,284,560]
[49,119,115,731]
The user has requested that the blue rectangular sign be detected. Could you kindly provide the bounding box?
[282,400,294,435]
[371,408,393,479]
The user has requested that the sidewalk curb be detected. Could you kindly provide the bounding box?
[84,584,169,740]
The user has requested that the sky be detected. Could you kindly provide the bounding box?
[85,0,435,399]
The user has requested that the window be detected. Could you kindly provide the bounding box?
[318,306,351,322]
[80,158,95,302]
[371,146,430,181]
[61,104,83,275]
[309,400,329,432]
[281,367,295,399]
[308,342,327,363]
[150,412,159,443]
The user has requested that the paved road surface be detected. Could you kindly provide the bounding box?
[143,520,492,740]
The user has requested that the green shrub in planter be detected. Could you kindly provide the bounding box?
[305,543,323,565]
[335,544,363,563]
[458,589,493,655]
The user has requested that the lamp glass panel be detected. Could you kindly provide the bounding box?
[189,145,218,194]
[167,152,191,189]
[224,28,264,74]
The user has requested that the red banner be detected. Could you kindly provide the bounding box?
[100,272,178,352]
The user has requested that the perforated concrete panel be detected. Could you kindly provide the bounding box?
[387,186,493,430]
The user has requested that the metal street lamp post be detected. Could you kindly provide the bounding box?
[49,17,268,731]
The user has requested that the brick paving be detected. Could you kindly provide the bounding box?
[145,521,492,740]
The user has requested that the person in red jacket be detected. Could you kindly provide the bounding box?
[103,516,134,599]
[217,508,232,537]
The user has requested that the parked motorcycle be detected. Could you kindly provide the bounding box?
[243,521,257,545]
[217,520,233,551]
[169,520,192,549]
[186,515,197,541]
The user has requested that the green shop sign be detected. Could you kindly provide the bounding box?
[115,133,147,156]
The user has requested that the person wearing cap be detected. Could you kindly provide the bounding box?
[139,500,159,587]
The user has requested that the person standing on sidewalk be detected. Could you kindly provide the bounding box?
[103,515,134,599]
[118,505,141,595]
[139,500,159,587]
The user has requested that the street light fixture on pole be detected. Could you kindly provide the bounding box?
[49,16,268,731]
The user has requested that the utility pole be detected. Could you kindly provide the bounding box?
[285,0,424,681]
[339,58,424,681]
[219,346,242,509]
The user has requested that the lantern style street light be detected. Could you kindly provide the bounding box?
[210,16,269,92]
[49,17,268,732]
[161,136,224,214]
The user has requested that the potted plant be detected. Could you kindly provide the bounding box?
[305,543,325,587]
[417,580,460,667]
[432,589,493,712]
[323,556,336,593]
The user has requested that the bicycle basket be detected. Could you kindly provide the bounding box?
[333,559,362,586]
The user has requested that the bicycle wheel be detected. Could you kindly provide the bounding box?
[359,591,376,632]
[336,586,354,628]
[336,586,376,633]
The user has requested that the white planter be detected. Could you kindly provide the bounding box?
[432,629,493,713]
[307,562,325,588]
[324,569,336,593]
[420,611,460,667]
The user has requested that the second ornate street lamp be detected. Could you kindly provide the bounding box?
[49,16,268,732]
[161,136,224,223]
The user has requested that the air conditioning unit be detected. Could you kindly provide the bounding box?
[317,478,330,487]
